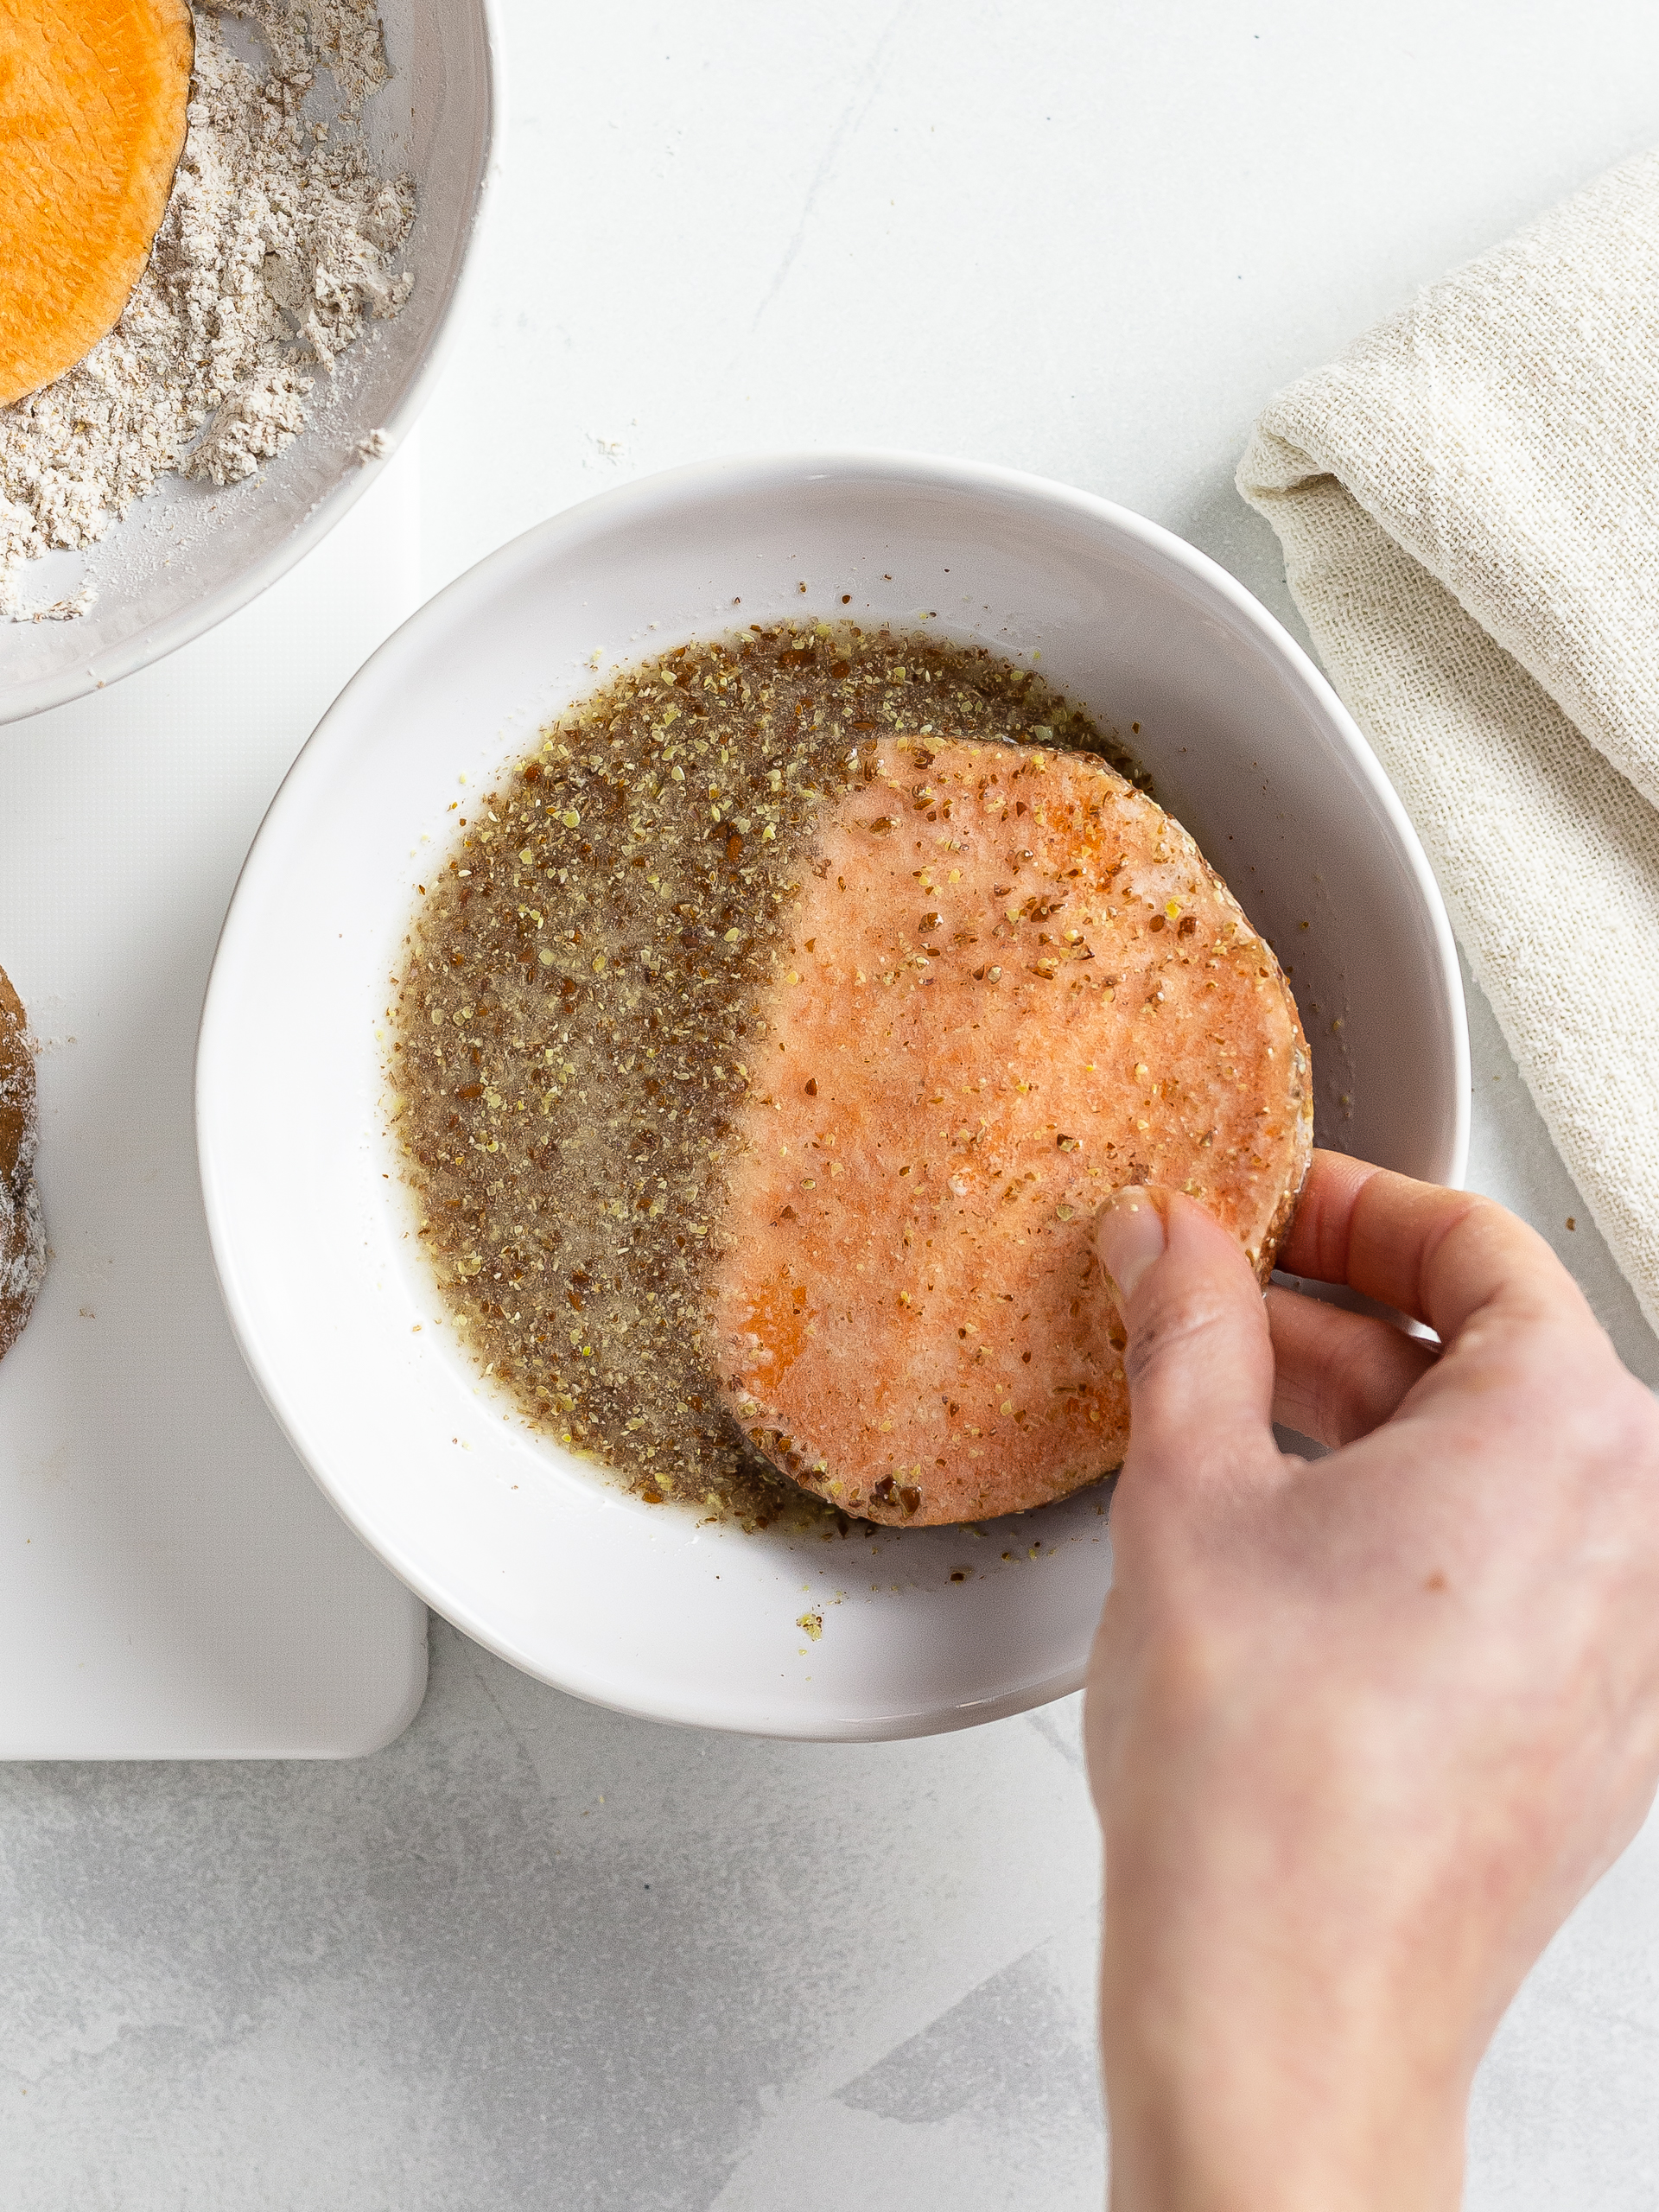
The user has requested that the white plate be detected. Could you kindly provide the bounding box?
[0,0,499,727]
[197,452,1469,1741]
[0,448,428,1758]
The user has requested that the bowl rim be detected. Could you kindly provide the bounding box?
[198,448,1471,1732]
[0,0,505,731]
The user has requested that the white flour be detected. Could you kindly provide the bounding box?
[0,1,415,621]
[0,1148,44,1348]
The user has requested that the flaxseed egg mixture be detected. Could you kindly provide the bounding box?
[390,622,1311,1533]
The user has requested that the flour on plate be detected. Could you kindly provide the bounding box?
[0,1,415,622]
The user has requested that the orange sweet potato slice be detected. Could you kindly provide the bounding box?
[707,741,1312,1527]
[0,0,194,406]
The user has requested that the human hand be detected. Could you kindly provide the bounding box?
[1085,1151,1659,2211]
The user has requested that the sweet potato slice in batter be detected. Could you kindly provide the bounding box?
[0,0,194,405]
[708,741,1311,1526]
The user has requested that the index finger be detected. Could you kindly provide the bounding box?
[1277,1149,1595,1348]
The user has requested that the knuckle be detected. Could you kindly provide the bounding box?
[1330,1329,1435,1440]
[1558,1357,1659,1454]
[1605,1375,1659,1471]
[1125,1286,1237,1394]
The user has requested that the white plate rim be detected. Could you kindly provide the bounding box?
[0,0,505,730]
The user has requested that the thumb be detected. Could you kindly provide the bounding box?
[1096,1187,1279,1491]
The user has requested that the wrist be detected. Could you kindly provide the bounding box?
[1101,1945,1468,2211]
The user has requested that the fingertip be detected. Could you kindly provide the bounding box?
[1105,1187,1279,1484]
[1096,1185,1169,1306]
[1276,1148,1388,1282]
[1266,1281,1440,1446]
[1286,1154,1588,1346]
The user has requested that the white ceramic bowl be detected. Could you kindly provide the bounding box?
[0,0,499,727]
[198,453,1469,1741]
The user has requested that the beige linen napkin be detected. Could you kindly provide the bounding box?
[1237,149,1659,1332]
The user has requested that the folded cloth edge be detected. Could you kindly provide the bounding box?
[1236,439,1659,1336]
[1241,149,1659,822]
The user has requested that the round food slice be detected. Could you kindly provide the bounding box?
[0,963,45,1364]
[706,739,1311,1526]
[0,0,194,406]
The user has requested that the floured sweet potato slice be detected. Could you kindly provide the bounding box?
[0,0,194,406]
[0,963,45,1365]
[708,741,1311,1526]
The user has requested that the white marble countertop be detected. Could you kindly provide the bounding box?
[6,1,1659,2202]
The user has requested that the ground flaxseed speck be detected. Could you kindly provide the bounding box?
[390,622,1138,1529]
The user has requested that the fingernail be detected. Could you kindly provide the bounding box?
[1096,1187,1166,1303]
